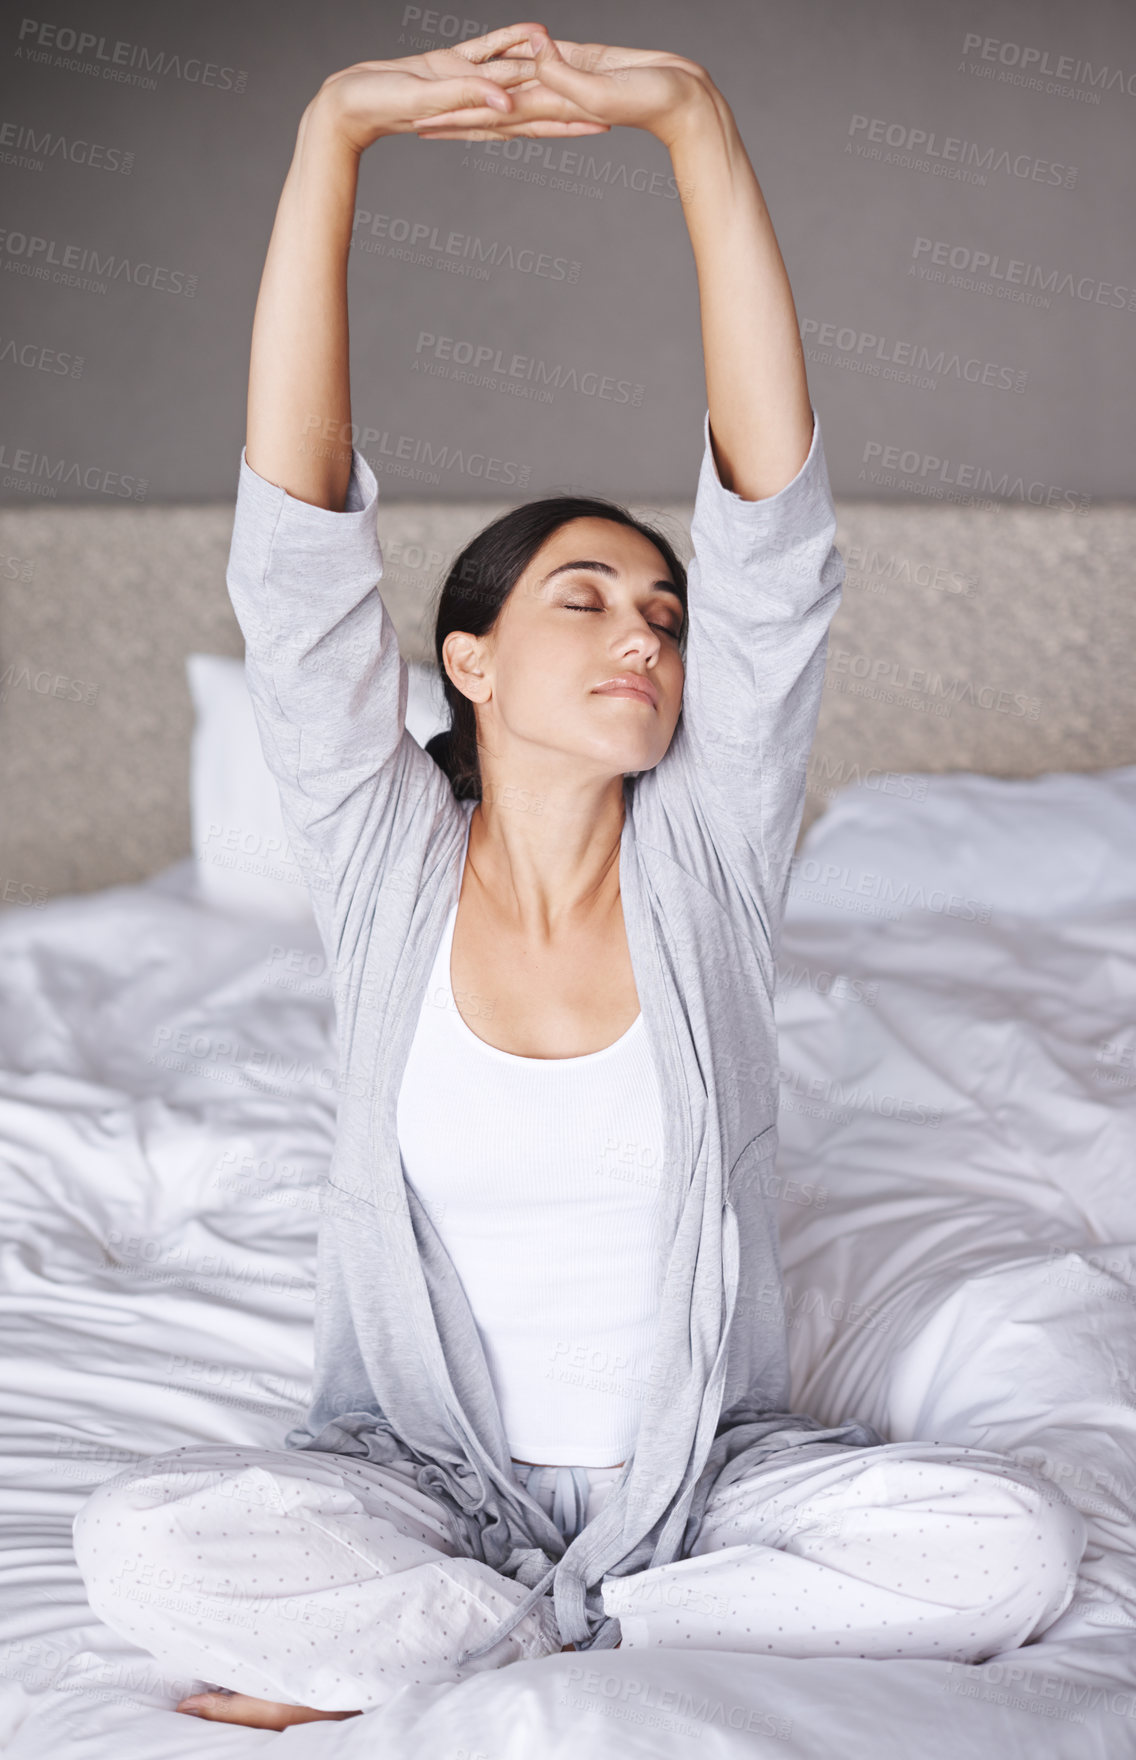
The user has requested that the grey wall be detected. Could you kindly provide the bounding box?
[2,0,1136,904]
[2,0,1134,505]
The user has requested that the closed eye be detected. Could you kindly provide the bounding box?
[563,602,679,637]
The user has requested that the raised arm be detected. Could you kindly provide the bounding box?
[242,96,358,511]
[665,87,814,501]
[417,34,814,503]
[246,24,608,506]
[246,32,545,505]
[655,76,842,939]
[227,29,598,961]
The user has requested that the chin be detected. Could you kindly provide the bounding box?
[593,733,656,769]
[609,749,660,781]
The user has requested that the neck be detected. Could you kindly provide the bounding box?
[463,771,627,939]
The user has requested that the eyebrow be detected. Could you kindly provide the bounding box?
[538,559,684,604]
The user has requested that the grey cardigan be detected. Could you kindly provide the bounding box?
[224,409,882,1663]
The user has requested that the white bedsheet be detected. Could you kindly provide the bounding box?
[2,766,1135,1758]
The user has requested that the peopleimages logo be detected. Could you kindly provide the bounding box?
[353,210,579,284]
[961,33,1136,98]
[0,334,83,376]
[398,6,491,45]
[780,1065,944,1128]
[789,855,994,924]
[806,755,930,800]
[0,118,133,174]
[0,440,145,499]
[301,414,532,489]
[800,317,1026,393]
[859,438,1089,513]
[828,647,1041,720]
[14,18,248,92]
[847,114,1077,187]
[841,545,977,598]
[911,237,1136,312]
[414,331,645,406]
[471,138,681,200]
[0,226,196,296]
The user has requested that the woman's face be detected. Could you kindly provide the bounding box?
[446,517,685,787]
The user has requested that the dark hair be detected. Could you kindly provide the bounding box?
[425,495,688,801]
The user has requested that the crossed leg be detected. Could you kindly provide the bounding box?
[74,1432,1087,1719]
[600,1437,1087,1662]
[71,1442,562,1716]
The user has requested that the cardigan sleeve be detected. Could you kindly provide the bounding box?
[224,446,459,967]
[631,409,844,955]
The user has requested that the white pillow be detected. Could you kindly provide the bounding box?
[789,764,1136,926]
[186,654,450,921]
[404,659,450,749]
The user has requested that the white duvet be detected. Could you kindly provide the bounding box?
[2,766,1135,1758]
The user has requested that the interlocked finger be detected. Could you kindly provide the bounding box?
[415,121,612,140]
[412,71,610,134]
[450,22,547,66]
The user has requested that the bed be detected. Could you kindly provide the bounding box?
[1,653,1135,1757]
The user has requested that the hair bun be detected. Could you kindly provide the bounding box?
[424,727,454,775]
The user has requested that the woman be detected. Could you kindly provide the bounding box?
[72,22,1085,1733]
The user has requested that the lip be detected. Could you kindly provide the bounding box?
[592,674,658,708]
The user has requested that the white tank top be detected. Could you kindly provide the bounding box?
[396,899,666,1468]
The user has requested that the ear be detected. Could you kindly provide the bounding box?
[441,630,492,705]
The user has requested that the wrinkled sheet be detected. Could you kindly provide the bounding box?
[3,767,1136,1757]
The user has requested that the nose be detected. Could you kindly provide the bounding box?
[614,616,661,664]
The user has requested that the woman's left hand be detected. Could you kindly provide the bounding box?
[412,27,718,148]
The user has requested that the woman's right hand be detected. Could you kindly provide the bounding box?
[313,20,610,154]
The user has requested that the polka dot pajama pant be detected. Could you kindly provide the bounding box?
[71,1437,1085,1714]
[602,1438,1085,1660]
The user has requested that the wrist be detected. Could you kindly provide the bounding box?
[658,79,733,155]
[302,81,382,157]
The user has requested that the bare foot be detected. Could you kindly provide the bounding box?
[176,1690,363,1730]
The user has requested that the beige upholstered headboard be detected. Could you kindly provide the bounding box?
[1,493,1133,904]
